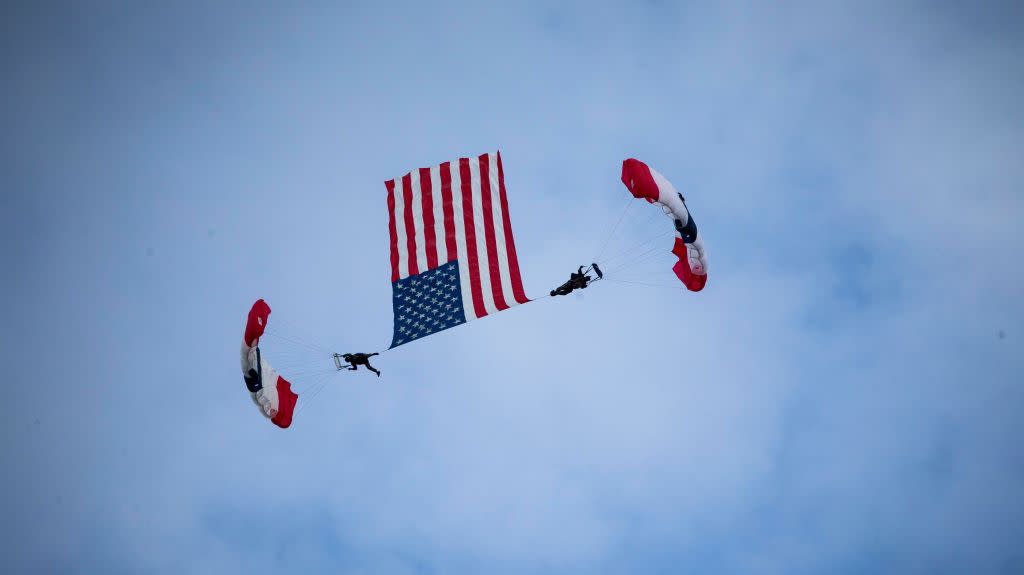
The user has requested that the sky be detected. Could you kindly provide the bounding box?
[2,1,1023,573]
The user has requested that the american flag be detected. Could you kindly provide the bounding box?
[386,151,530,348]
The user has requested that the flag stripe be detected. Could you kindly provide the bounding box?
[469,158,498,316]
[478,154,509,311]
[487,153,517,309]
[420,167,439,270]
[449,161,477,320]
[393,178,409,280]
[401,173,419,276]
[440,162,457,264]
[410,170,428,275]
[496,152,529,304]
[429,167,447,264]
[459,158,488,319]
[386,179,399,282]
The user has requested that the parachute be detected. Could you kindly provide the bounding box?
[619,158,708,291]
[240,299,298,428]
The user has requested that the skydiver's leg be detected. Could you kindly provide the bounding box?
[366,363,381,377]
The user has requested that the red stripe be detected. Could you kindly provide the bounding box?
[496,152,529,304]
[440,162,456,262]
[478,154,508,310]
[671,236,707,292]
[419,167,438,270]
[386,179,399,282]
[621,158,660,203]
[270,376,298,429]
[401,173,419,276]
[460,158,488,318]
[244,299,271,347]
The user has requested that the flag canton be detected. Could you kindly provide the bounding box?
[390,260,467,348]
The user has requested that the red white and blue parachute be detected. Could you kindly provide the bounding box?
[240,299,298,428]
[620,158,708,291]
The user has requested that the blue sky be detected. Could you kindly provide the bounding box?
[3,1,1023,573]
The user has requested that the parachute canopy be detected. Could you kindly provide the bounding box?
[240,299,298,428]
[620,159,708,291]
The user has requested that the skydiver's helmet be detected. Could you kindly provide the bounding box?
[342,353,353,362]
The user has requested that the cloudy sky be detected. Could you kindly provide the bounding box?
[3,1,1023,573]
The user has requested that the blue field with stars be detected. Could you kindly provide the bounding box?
[390,260,468,348]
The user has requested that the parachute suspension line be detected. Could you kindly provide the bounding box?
[262,330,330,355]
[260,342,334,374]
[293,371,337,417]
[618,197,669,235]
[604,211,678,275]
[613,269,682,282]
[292,370,335,395]
[604,240,674,275]
[268,356,332,369]
[259,323,340,383]
[282,367,338,381]
[604,278,689,291]
[593,195,634,264]
[263,317,336,356]
[598,229,675,271]
[592,200,677,285]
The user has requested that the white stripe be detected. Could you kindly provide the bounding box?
[250,357,279,419]
[409,170,428,273]
[262,362,280,412]
[651,167,689,223]
[449,161,477,321]
[393,177,409,279]
[488,153,517,308]
[430,166,446,264]
[469,158,497,316]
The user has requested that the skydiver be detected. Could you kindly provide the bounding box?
[550,265,593,297]
[342,352,381,377]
